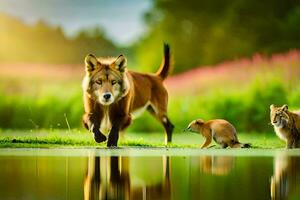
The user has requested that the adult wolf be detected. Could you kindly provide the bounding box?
[82,44,174,147]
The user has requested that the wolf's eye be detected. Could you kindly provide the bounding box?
[95,80,102,85]
[111,80,117,85]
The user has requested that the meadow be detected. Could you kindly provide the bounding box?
[0,50,300,148]
[0,130,284,149]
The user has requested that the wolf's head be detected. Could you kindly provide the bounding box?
[82,54,130,105]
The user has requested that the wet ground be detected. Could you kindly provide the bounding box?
[0,148,300,200]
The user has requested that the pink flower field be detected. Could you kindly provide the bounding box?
[1,50,299,96]
[165,50,300,95]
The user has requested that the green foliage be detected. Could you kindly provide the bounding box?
[133,0,300,73]
[0,78,296,133]
[287,87,300,110]
[0,89,83,130]
[129,79,291,133]
[0,13,117,63]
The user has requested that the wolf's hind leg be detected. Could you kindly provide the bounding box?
[147,105,174,145]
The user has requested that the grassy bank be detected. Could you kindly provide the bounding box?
[0,130,285,149]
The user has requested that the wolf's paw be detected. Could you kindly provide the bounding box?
[94,133,107,143]
[107,145,119,149]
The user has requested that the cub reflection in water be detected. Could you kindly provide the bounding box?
[271,154,300,200]
[200,156,235,176]
[84,156,171,200]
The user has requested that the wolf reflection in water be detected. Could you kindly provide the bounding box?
[83,155,236,200]
[83,156,171,200]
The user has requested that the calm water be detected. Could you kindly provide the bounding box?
[0,149,300,200]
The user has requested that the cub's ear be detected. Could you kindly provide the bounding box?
[85,54,98,72]
[195,119,204,125]
[114,55,127,72]
[270,104,275,110]
[282,104,288,111]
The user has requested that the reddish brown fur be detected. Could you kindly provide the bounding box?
[186,119,250,149]
[82,44,174,147]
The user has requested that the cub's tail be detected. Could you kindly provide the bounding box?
[241,143,251,148]
[156,43,172,80]
[232,142,252,148]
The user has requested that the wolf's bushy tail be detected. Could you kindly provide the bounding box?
[156,43,172,80]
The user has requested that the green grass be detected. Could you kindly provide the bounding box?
[0,129,285,149]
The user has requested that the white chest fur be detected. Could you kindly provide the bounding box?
[274,127,288,141]
[100,108,112,135]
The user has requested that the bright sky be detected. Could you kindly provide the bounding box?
[0,0,152,45]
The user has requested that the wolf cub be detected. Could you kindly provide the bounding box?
[186,119,250,149]
[270,104,300,149]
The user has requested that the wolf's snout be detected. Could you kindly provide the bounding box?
[103,93,111,100]
[99,92,114,105]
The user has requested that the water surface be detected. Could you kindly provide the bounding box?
[0,149,300,200]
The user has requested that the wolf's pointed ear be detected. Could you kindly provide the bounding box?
[270,104,275,110]
[114,55,127,72]
[85,54,98,73]
[282,104,288,111]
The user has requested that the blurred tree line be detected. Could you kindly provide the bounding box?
[133,0,300,73]
[0,13,118,63]
[1,0,300,73]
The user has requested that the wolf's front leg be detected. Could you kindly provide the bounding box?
[83,113,107,143]
[107,125,120,147]
[92,126,107,143]
[107,115,132,147]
